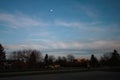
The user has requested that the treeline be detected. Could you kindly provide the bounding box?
[0,44,120,71]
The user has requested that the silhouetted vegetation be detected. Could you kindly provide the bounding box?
[0,44,6,61]
[100,49,120,67]
[0,43,120,72]
[0,44,6,70]
[90,54,99,67]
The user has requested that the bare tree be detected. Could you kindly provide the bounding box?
[48,55,56,64]
[67,54,75,62]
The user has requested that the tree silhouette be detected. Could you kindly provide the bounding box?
[9,49,42,69]
[67,54,75,62]
[90,54,98,67]
[0,44,6,69]
[0,44,4,52]
[80,58,88,68]
[100,50,120,67]
[55,56,67,67]
[110,50,120,66]
[48,55,55,65]
[26,50,41,69]
[100,52,111,66]
[44,54,48,66]
[56,56,62,64]
[1,43,120,71]
[0,44,6,61]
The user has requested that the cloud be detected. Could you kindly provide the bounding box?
[4,39,83,51]
[54,20,120,35]
[83,40,120,50]
[29,32,52,37]
[1,12,119,41]
[0,30,10,34]
[4,44,45,51]
[0,12,108,34]
[0,12,101,27]
[47,42,83,49]
[0,13,48,28]
[84,8,97,18]
[4,39,120,51]
[54,20,81,27]
[0,13,82,28]
[78,5,99,18]
[54,20,106,33]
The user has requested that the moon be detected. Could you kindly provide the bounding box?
[50,9,53,12]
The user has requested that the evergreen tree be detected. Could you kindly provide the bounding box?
[0,44,6,60]
[90,54,98,67]
[44,54,48,65]
[110,50,120,66]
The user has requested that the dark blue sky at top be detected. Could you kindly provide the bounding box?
[0,0,119,22]
[0,0,120,55]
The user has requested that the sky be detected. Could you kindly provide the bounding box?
[0,0,120,57]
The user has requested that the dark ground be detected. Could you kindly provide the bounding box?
[0,71,120,80]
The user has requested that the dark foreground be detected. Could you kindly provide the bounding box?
[0,71,120,80]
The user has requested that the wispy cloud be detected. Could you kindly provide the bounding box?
[4,42,82,51]
[0,13,48,28]
[0,12,101,28]
[79,5,99,18]
[29,32,52,37]
[4,39,120,51]
[54,20,105,33]
[0,12,83,28]
[4,44,45,50]
[0,12,108,34]
[83,40,120,50]
[1,12,119,39]
[54,20,81,27]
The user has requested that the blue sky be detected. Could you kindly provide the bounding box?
[0,0,120,57]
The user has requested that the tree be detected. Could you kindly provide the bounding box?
[0,44,6,60]
[100,50,120,67]
[55,56,67,67]
[90,54,98,67]
[26,50,42,68]
[80,58,88,67]
[110,50,120,66]
[48,55,55,64]
[67,54,75,62]
[56,56,62,64]
[62,56,67,63]
[9,49,42,69]
[0,44,6,70]
[0,44,4,52]
[100,53,110,66]
[44,54,48,65]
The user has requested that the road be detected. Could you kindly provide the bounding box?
[0,71,120,80]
